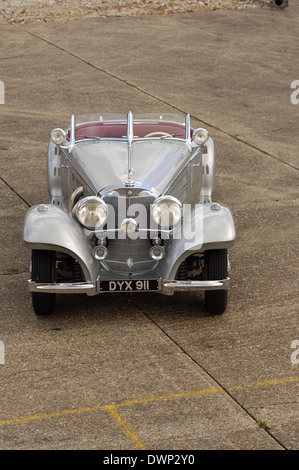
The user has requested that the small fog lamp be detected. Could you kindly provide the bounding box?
[93,245,108,260]
[149,245,165,261]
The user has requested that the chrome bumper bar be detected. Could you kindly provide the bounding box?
[161,279,230,292]
[28,278,230,295]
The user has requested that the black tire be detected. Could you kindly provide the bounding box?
[31,250,56,316]
[204,249,228,315]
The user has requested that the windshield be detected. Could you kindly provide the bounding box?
[75,113,186,125]
[69,112,191,142]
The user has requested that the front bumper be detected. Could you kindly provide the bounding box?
[28,277,230,295]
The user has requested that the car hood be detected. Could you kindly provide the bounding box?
[70,140,191,195]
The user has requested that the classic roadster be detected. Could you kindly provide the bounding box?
[23,112,236,316]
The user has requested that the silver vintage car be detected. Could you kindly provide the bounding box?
[23,112,236,316]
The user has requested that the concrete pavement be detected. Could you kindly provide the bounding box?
[0,3,298,450]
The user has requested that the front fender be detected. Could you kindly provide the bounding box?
[160,203,236,280]
[23,204,99,281]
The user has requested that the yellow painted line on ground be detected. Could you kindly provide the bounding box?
[0,405,106,428]
[110,376,299,409]
[231,375,299,391]
[113,386,223,409]
[0,375,298,430]
[104,405,148,450]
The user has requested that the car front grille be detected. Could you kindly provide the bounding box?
[101,191,159,275]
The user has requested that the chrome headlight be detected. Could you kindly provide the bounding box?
[50,128,66,145]
[76,196,108,230]
[152,195,182,229]
[193,128,209,146]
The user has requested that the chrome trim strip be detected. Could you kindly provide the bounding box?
[127,111,134,147]
[99,182,160,198]
[84,227,173,237]
[185,113,191,143]
[126,111,134,187]
[69,114,76,150]
[74,137,127,144]
[74,136,187,144]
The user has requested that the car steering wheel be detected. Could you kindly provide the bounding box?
[144,131,173,138]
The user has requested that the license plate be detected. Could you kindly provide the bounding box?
[100,279,159,292]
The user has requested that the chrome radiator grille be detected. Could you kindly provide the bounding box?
[101,191,158,275]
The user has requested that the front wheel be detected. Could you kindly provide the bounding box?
[204,249,228,315]
[31,250,56,316]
